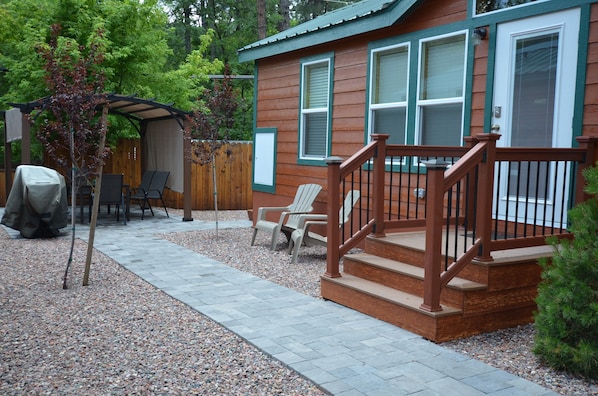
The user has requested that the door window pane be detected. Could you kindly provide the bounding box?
[511,33,558,148]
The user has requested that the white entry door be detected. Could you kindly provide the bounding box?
[492,8,580,227]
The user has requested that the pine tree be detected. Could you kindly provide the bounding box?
[534,165,598,379]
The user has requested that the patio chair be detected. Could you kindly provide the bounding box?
[130,170,170,219]
[94,173,126,224]
[288,190,360,264]
[251,183,322,250]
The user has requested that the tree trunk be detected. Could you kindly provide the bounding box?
[257,0,267,39]
[278,0,290,32]
[83,105,109,286]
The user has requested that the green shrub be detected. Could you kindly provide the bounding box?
[534,166,598,380]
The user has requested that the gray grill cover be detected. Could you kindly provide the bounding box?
[1,165,68,238]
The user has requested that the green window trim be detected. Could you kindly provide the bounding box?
[298,53,334,164]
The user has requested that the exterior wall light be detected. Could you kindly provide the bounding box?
[472,27,487,46]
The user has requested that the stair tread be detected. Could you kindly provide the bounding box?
[323,273,461,317]
[347,252,487,291]
[372,231,553,264]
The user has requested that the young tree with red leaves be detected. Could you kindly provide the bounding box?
[185,69,238,237]
[35,25,110,288]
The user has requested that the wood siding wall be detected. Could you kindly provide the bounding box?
[253,0,469,213]
[586,3,598,134]
[2,139,253,210]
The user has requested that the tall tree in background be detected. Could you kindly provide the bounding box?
[257,0,267,39]
[294,0,346,22]
[278,0,291,32]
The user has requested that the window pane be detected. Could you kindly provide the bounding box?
[476,0,538,14]
[304,63,329,108]
[420,35,465,100]
[420,103,462,145]
[374,47,409,103]
[511,33,558,148]
[304,112,328,156]
[372,108,406,144]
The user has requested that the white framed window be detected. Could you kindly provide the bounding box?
[299,56,332,160]
[416,33,467,146]
[368,44,410,146]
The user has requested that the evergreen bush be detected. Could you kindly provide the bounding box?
[534,165,598,379]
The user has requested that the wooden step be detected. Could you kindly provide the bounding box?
[365,232,552,288]
[344,252,487,310]
[365,232,426,267]
[321,273,537,342]
[320,273,463,342]
[345,252,486,292]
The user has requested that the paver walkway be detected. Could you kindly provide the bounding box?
[2,208,557,396]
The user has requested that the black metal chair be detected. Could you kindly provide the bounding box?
[130,170,170,219]
[93,174,126,224]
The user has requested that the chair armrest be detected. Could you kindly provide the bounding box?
[295,213,327,229]
[303,220,328,233]
[256,205,292,221]
[277,208,317,225]
[131,187,147,196]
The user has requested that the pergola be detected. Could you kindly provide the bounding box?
[5,94,194,221]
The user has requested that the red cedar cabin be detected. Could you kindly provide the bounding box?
[239,0,598,342]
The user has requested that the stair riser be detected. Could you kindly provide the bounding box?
[365,238,425,266]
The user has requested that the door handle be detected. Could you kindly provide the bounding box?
[491,124,500,132]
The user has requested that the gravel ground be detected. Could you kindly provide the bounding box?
[1,208,596,395]
[0,210,326,396]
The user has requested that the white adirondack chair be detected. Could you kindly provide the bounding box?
[288,190,361,264]
[251,183,322,250]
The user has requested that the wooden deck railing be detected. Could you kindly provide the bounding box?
[325,133,598,311]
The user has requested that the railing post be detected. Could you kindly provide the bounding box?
[575,136,598,205]
[371,134,388,238]
[324,156,343,278]
[463,136,479,229]
[474,133,500,262]
[420,159,447,313]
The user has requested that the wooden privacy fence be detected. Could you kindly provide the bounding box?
[2,139,253,210]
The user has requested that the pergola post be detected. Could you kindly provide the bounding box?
[183,119,193,221]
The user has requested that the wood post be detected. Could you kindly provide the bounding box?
[420,159,447,312]
[324,156,343,278]
[475,133,500,262]
[371,134,388,238]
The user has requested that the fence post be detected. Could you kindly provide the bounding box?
[475,133,500,262]
[371,134,388,238]
[325,156,343,278]
[420,159,447,313]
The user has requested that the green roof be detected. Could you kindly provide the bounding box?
[238,0,420,62]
